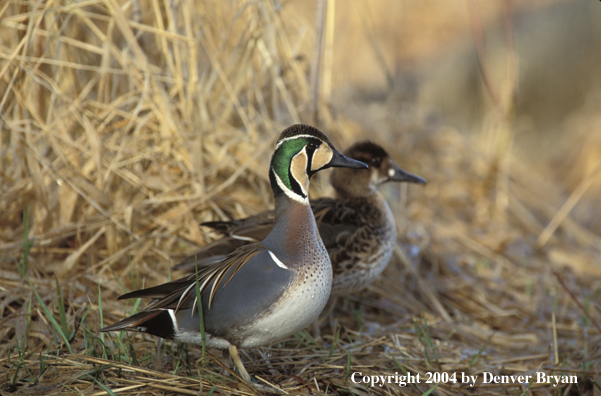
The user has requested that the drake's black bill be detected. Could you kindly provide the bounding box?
[329,150,369,169]
[390,165,427,184]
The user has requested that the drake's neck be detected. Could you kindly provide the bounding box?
[262,195,318,262]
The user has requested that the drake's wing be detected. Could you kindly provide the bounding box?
[172,237,250,271]
[101,243,265,333]
[173,213,274,272]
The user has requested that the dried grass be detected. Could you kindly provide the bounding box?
[1,1,599,395]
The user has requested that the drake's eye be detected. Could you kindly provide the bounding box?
[308,142,319,150]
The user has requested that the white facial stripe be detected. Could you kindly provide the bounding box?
[167,309,179,331]
[273,171,309,204]
[388,168,395,178]
[274,134,323,149]
[268,250,289,270]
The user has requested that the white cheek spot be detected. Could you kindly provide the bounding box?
[388,168,395,178]
[268,250,289,270]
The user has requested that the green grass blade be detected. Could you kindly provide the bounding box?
[110,266,127,294]
[129,342,139,366]
[421,315,439,367]
[518,373,536,396]
[194,264,206,356]
[413,319,431,367]
[293,330,320,348]
[390,354,408,375]
[421,382,439,396]
[19,204,33,280]
[38,351,47,375]
[87,374,119,396]
[344,350,351,381]
[29,280,74,354]
[328,326,340,358]
[468,331,494,368]
[98,283,105,342]
[24,291,32,351]
[55,277,72,340]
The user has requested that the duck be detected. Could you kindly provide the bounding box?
[174,141,426,303]
[100,124,368,385]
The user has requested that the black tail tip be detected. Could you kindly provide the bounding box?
[100,310,176,340]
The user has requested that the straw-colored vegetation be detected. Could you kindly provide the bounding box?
[1,0,599,395]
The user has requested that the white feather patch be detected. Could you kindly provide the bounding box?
[231,234,258,242]
[167,309,179,331]
[268,250,289,270]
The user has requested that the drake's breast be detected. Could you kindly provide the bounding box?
[238,202,332,348]
[238,237,331,348]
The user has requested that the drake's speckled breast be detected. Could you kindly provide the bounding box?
[174,198,332,349]
[241,199,332,347]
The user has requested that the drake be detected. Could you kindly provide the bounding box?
[100,124,367,384]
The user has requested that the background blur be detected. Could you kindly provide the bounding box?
[1,0,599,394]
